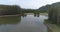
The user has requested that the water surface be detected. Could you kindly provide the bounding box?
[0,13,48,32]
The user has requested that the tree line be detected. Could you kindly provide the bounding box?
[0,5,21,15]
[48,2,60,24]
[0,5,41,15]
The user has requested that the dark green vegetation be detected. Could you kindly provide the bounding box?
[48,2,60,24]
[0,2,60,32]
[44,2,60,32]
[0,2,60,24]
[44,19,60,32]
[0,4,50,15]
[0,5,47,15]
[0,5,21,15]
[21,9,36,13]
[39,2,60,24]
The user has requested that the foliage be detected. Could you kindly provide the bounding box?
[44,19,60,32]
[38,5,51,13]
[21,9,40,13]
[48,2,60,24]
[0,5,21,15]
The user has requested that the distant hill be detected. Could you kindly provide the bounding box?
[38,2,60,13]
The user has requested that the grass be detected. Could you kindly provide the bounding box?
[44,19,60,32]
[40,13,48,16]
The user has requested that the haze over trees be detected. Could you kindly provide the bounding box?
[38,5,51,13]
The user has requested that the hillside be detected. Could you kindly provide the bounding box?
[38,2,60,13]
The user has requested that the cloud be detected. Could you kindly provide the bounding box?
[19,0,60,9]
[0,0,20,5]
[0,0,60,9]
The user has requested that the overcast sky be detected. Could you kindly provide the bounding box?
[0,0,60,9]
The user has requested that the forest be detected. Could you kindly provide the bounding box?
[0,2,60,17]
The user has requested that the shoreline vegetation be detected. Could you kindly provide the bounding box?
[0,13,48,17]
[43,2,60,32]
[0,14,22,17]
[44,19,53,32]
[44,19,60,32]
[0,2,60,32]
[40,13,48,16]
[0,5,48,16]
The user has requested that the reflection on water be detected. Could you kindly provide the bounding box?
[0,13,48,32]
[0,16,20,24]
[34,13,40,17]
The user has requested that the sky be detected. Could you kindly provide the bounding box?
[0,0,60,9]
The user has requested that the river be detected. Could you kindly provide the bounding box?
[0,13,48,32]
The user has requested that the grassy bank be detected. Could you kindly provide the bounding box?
[40,13,48,16]
[44,19,60,32]
[0,14,22,17]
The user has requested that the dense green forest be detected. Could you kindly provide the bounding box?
[39,2,60,24]
[0,4,50,15]
[0,2,60,16]
[0,5,40,15]
[38,2,60,24]
[0,5,21,15]
[48,2,60,24]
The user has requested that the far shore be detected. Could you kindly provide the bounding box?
[0,13,48,17]
[0,14,22,17]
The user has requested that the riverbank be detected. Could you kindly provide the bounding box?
[44,19,60,32]
[0,13,48,17]
[25,13,48,15]
[40,13,48,16]
[0,14,21,17]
